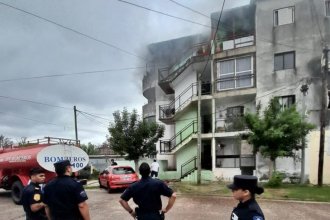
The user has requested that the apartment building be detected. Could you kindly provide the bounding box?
[142,0,330,184]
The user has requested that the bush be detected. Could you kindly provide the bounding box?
[265,171,285,188]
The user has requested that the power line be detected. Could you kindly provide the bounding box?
[117,0,214,29]
[0,95,71,110]
[0,1,146,61]
[0,66,145,83]
[77,110,113,122]
[77,111,109,128]
[168,0,211,20]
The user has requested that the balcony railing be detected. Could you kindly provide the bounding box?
[215,74,254,92]
[215,116,246,132]
[158,42,210,83]
[213,34,255,53]
[159,82,211,121]
[160,120,197,153]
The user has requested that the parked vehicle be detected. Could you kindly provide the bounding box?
[98,166,139,192]
[0,137,89,204]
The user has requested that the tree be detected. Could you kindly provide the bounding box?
[0,135,13,148]
[17,137,28,147]
[81,142,97,155]
[244,97,315,177]
[108,108,164,172]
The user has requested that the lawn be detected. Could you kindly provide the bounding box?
[170,181,330,202]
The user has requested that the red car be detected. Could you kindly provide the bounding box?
[98,166,139,192]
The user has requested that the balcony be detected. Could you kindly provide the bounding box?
[159,82,212,123]
[215,115,246,133]
[213,34,255,54]
[142,102,156,120]
[143,71,157,100]
[160,120,198,153]
[158,42,211,94]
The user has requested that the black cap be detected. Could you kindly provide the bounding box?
[227,175,264,195]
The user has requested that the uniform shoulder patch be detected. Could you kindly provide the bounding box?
[33,193,41,201]
[253,216,264,220]
[80,191,87,198]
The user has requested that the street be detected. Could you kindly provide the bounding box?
[1,189,329,220]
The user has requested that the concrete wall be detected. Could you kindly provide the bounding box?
[256,0,326,127]
[172,65,197,110]
[308,130,330,184]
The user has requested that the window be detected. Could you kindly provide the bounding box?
[278,95,295,110]
[226,106,244,118]
[274,51,295,70]
[216,56,253,91]
[274,7,294,26]
[326,1,330,16]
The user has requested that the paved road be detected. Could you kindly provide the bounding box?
[1,189,329,220]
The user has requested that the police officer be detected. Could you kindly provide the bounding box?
[119,162,176,220]
[22,167,47,220]
[43,160,91,220]
[227,175,265,220]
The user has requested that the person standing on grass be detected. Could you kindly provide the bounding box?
[150,159,160,178]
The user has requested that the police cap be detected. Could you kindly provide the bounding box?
[227,175,264,195]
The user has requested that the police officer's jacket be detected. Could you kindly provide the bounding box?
[22,182,47,220]
[230,198,265,220]
[121,177,173,213]
[43,176,88,220]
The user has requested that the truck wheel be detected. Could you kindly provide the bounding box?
[11,181,24,205]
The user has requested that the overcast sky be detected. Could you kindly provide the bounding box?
[0,0,250,145]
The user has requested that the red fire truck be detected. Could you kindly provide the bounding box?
[0,137,89,204]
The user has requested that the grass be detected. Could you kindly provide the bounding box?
[170,181,330,202]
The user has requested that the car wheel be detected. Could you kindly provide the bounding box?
[11,181,23,205]
[107,182,112,193]
[98,179,103,189]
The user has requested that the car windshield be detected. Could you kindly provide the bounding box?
[112,167,135,175]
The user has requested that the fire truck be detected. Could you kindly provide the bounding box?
[0,137,89,204]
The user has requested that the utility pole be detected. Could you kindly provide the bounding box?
[197,73,202,184]
[74,105,79,146]
[318,46,329,186]
[300,84,308,184]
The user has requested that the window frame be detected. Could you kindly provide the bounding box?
[274,51,295,71]
[326,0,330,16]
[278,95,296,110]
[274,6,295,26]
[216,55,254,91]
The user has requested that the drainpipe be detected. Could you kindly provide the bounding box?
[197,73,202,184]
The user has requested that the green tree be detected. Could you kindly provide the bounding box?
[81,142,97,155]
[108,108,164,172]
[244,97,315,177]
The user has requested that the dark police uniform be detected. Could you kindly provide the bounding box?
[22,182,47,220]
[230,198,264,220]
[43,176,88,220]
[121,177,173,220]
